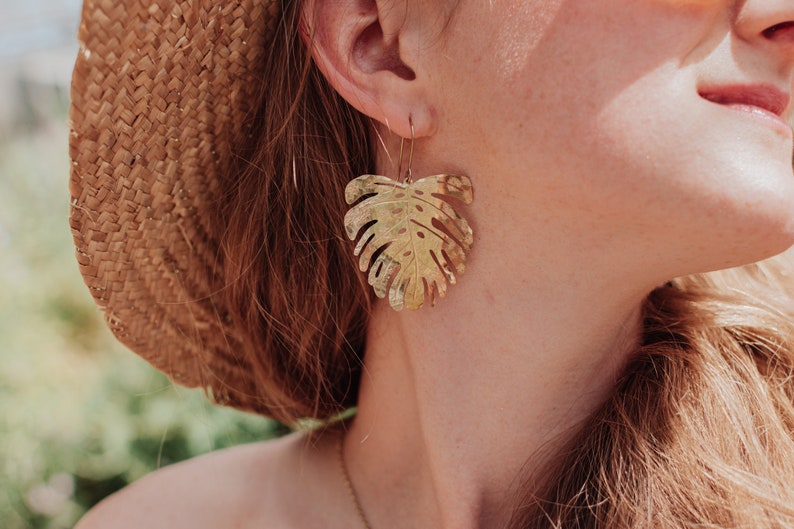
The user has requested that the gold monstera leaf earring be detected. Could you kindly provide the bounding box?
[344,121,474,311]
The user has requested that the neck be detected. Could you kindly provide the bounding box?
[344,259,648,529]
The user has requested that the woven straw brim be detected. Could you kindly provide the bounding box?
[69,0,279,413]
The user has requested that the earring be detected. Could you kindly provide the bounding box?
[344,122,474,311]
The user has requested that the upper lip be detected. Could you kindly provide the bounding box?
[699,84,790,118]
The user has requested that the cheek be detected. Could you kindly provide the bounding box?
[588,78,794,266]
[489,1,562,80]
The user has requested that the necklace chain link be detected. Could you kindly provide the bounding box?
[337,431,375,529]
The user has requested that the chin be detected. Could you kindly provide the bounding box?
[693,214,794,275]
[748,222,794,264]
[657,188,794,278]
[706,158,794,268]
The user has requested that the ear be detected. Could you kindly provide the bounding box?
[300,0,436,139]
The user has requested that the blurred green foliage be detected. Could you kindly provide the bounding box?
[0,119,285,529]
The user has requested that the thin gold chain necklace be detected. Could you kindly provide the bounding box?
[337,431,375,529]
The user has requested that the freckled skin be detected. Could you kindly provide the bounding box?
[427,0,794,281]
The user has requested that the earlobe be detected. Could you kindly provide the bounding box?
[300,0,434,139]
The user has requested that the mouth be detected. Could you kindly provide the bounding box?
[699,84,790,118]
[699,83,792,137]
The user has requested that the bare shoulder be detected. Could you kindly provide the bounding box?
[74,430,340,529]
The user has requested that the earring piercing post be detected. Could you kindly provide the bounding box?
[405,121,415,184]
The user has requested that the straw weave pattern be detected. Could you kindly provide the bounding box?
[69,0,280,412]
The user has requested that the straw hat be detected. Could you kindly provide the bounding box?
[69,0,280,413]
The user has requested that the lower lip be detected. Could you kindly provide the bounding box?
[722,103,793,138]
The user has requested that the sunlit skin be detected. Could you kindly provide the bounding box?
[428,0,794,284]
[75,2,794,529]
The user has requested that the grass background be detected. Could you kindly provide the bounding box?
[0,98,282,529]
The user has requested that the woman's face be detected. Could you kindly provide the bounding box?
[426,0,794,279]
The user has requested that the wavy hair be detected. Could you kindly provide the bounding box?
[510,262,794,527]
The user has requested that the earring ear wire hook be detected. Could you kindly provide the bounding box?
[396,119,416,185]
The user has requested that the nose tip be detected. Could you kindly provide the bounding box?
[737,1,794,70]
[738,0,794,47]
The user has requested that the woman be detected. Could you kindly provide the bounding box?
[70,0,794,527]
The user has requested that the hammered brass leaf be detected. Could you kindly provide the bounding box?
[344,173,474,311]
